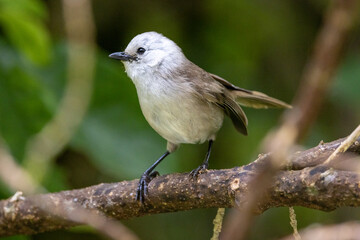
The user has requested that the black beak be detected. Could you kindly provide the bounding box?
[109,52,137,61]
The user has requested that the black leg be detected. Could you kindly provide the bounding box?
[190,140,213,178]
[136,151,170,203]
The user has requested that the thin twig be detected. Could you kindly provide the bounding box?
[323,125,360,165]
[289,207,301,240]
[211,208,225,240]
[34,196,139,240]
[0,139,44,194]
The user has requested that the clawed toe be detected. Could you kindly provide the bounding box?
[189,163,208,179]
[136,171,160,203]
[149,171,159,178]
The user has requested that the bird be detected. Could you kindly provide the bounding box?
[109,31,291,203]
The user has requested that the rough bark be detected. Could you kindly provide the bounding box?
[0,136,359,237]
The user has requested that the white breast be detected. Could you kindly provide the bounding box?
[132,73,224,144]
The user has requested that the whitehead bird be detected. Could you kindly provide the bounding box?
[109,31,291,202]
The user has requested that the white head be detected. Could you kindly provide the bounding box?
[109,32,187,81]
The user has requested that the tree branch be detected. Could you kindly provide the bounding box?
[0,136,359,237]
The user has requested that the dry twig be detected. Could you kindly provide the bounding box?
[323,125,360,165]
[211,208,225,240]
[289,207,301,240]
[0,140,43,194]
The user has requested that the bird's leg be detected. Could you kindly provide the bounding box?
[190,140,213,179]
[136,151,170,203]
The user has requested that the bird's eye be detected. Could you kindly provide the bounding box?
[137,47,146,55]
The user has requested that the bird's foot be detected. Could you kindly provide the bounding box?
[136,171,159,203]
[189,162,208,179]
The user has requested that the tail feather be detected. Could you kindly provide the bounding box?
[209,73,291,109]
[233,90,292,109]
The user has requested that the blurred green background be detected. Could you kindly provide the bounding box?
[0,0,359,239]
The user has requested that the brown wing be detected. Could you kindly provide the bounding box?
[220,95,248,135]
[201,90,248,136]
[210,73,292,109]
[181,63,248,135]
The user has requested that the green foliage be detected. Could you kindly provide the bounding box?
[0,0,51,65]
[0,39,52,160]
[333,53,360,107]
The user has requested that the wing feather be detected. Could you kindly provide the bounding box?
[210,73,291,109]
[221,97,248,135]
[180,62,249,135]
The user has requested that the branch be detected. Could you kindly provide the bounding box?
[0,136,359,237]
